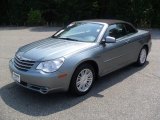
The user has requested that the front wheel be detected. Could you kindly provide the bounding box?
[69,64,96,96]
[136,47,148,66]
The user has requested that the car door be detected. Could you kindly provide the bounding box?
[100,23,132,75]
[122,23,140,61]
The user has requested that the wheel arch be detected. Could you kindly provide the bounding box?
[68,59,99,95]
[142,44,149,54]
[75,60,99,77]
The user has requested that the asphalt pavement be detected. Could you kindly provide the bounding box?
[0,27,160,120]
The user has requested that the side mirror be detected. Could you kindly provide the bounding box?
[104,36,116,43]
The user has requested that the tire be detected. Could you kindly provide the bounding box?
[69,63,96,96]
[136,47,148,66]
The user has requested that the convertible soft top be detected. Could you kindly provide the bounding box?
[80,19,130,25]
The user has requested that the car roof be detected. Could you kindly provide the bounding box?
[79,19,129,25]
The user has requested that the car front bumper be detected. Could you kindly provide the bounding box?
[9,59,71,94]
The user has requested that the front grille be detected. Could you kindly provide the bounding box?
[14,56,35,71]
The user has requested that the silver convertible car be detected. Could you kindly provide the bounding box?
[9,19,152,96]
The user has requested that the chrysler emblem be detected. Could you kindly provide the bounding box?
[16,52,32,61]
[16,52,23,60]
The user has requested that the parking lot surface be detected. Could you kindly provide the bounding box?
[0,27,160,120]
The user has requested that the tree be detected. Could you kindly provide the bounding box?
[0,0,159,27]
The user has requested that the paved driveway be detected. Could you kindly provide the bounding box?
[0,27,160,120]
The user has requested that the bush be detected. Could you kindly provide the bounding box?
[42,9,58,25]
[27,9,43,26]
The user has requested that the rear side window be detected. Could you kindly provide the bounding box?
[124,24,137,34]
[106,24,127,39]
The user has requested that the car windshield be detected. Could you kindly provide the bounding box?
[53,22,104,42]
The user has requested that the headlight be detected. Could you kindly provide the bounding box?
[36,57,65,73]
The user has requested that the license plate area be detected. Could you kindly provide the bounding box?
[13,72,20,83]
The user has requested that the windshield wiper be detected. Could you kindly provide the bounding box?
[58,37,79,41]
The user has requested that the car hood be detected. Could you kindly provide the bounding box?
[17,37,96,61]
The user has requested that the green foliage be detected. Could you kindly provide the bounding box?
[0,0,160,28]
[27,9,43,26]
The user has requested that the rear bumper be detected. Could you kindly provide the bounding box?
[149,39,152,53]
[9,59,71,94]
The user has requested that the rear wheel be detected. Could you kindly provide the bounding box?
[69,64,96,96]
[136,47,148,66]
